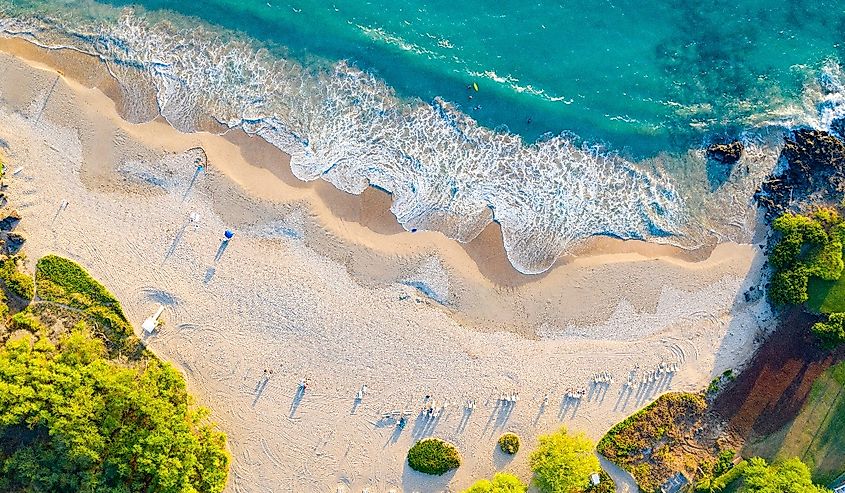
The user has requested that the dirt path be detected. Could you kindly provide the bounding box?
[598,453,640,493]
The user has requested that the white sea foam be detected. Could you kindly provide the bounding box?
[4,8,845,274]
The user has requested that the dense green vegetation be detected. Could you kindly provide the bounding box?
[530,427,602,493]
[35,255,140,357]
[0,328,229,492]
[407,438,461,475]
[498,433,520,455]
[744,361,845,486]
[768,210,845,306]
[732,458,831,493]
[811,313,845,348]
[0,256,34,302]
[695,459,748,493]
[464,472,527,493]
[765,209,845,348]
[0,254,230,492]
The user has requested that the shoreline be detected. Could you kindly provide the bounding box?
[0,37,776,492]
[0,36,755,338]
[0,36,723,282]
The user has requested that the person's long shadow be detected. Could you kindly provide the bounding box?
[533,400,547,426]
[214,239,230,262]
[614,386,632,412]
[493,403,514,430]
[165,222,189,260]
[558,397,573,420]
[482,401,501,436]
[289,388,305,417]
[252,378,269,407]
[587,383,599,401]
[386,422,404,445]
[456,408,472,434]
[411,413,429,438]
[183,166,203,201]
[350,397,362,415]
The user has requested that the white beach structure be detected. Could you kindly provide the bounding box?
[142,305,165,334]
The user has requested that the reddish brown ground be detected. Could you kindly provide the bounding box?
[712,308,845,439]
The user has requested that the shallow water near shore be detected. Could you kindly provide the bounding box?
[2,1,845,272]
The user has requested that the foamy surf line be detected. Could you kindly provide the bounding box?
[4,6,845,273]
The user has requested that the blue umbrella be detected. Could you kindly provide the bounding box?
[224,230,234,240]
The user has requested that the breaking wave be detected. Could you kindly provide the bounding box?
[2,5,845,273]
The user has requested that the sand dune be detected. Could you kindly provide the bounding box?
[0,43,775,492]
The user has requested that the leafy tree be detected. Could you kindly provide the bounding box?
[807,239,845,280]
[737,457,830,493]
[812,312,845,348]
[465,472,527,493]
[768,210,845,305]
[769,267,809,306]
[0,318,229,492]
[530,427,600,493]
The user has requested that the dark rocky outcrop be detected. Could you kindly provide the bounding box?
[755,129,845,219]
[0,209,21,231]
[5,232,25,253]
[706,141,743,164]
[831,117,845,140]
[706,140,743,191]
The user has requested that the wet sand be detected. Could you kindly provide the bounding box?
[0,40,776,492]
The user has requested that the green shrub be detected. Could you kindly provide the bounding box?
[769,267,809,305]
[35,255,138,354]
[498,433,520,455]
[769,234,802,269]
[407,438,461,475]
[812,312,845,348]
[0,256,34,301]
[585,471,615,493]
[5,271,34,301]
[8,310,44,333]
[713,450,736,478]
[465,472,527,493]
[707,376,723,395]
[530,427,600,493]
[35,255,122,310]
[710,459,746,491]
[735,457,830,492]
[808,239,845,280]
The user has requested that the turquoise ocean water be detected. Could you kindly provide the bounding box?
[2,1,845,272]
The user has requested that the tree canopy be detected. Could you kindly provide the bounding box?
[768,209,845,306]
[0,326,229,492]
[736,457,831,493]
[530,427,600,493]
[812,312,845,348]
[464,472,527,493]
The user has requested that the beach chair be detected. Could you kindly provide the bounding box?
[141,305,165,334]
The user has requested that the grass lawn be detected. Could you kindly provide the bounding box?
[807,276,845,313]
[744,361,845,485]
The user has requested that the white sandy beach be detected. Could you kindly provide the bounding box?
[0,44,775,492]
